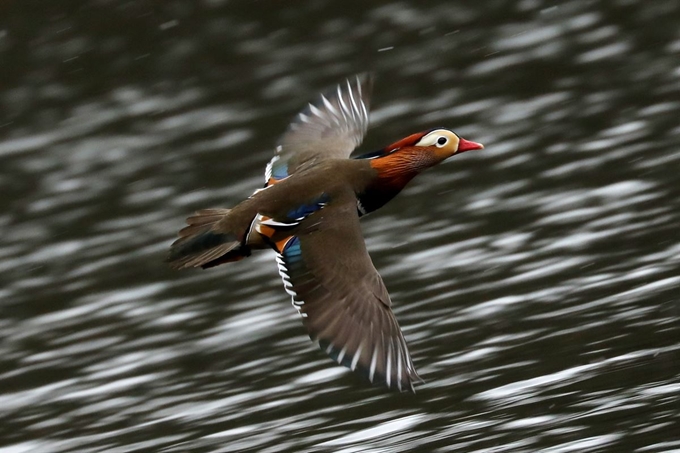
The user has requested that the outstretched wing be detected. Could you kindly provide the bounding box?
[273,197,422,392]
[265,74,373,184]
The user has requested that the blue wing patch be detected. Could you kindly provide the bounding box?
[282,236,302,263]
[265,155,290,184]
[272,162,289,180]
[286,193,330,220]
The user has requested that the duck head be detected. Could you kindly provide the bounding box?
[384,128,484,161]
[368,128,484,184]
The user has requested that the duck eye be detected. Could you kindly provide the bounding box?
[436,136,448,147]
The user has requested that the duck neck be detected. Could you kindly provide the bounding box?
[357,148,435,215]
[371,147,437,189]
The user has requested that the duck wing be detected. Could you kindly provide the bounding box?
[265,74,372,184]
[272,195,421,392]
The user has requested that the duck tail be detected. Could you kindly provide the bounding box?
[167,208,252,270]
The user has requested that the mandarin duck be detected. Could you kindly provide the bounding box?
[168,75,483,392]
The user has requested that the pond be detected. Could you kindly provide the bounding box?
[1,1,678,451]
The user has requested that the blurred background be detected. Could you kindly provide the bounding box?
[1,0,679,451]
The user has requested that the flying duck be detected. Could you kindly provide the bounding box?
[168,75,484,392]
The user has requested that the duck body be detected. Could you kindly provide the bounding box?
[168,75,483,392]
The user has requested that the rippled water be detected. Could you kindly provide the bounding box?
[1,1,679,451]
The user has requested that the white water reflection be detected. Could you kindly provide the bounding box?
[1,0,679,452]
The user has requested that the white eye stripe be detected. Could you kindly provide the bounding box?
[414,129,459,150]
[415,133,445,147]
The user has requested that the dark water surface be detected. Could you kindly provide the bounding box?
[1,1,679,451]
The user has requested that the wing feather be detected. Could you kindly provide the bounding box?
[275,198,422,392]
[266,74,373,183]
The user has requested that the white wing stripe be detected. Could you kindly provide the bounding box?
[337,85,350,123]
[399,333,416,373]
[351,342,364,371]
[276,253,306,313]
[321,94,342,126]
[346,79,359,123]
[369,345,378,383]
[261,218,300,227]
[397,347,403,392]
[308,103,332,128]
[298,112,311,124]
[360,100,369,131]
[357,199,368,216]
[386,340,393,388]
[264,155,279,182]
[337,346,347,364]
[355,75,368,132]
